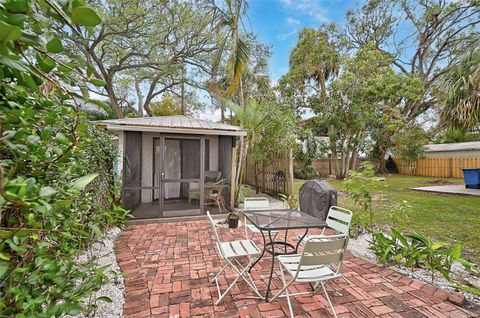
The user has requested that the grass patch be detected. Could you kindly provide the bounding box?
[294,175,480,263]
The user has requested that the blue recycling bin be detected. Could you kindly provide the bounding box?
[462,168,480,189]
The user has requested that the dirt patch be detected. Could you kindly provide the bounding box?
[337,190,349,199]
[424,179,455,185]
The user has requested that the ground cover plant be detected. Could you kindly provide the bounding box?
[0,0,129,316]
[369,227,475,283]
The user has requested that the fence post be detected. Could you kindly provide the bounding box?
[262,161,266,194]
[287,149,294,196]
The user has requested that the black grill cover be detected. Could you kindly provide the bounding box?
[299,180,337,221]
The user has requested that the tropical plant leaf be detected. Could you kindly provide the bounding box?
[0,20,22,42]
[89,78,107,87]
[46,38,63,53]
[70,174,98,192]
[71,6,101,27]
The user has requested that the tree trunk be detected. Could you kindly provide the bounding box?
[349,136,359,170]
[181,81,185,115]
[181,67,186,115]
[350,150,358,170]
[238,78,245,108]
[327,125,336,176]
[106,81,124,118]
[135,81,144,117]
[376,142,388,174]
[239,143,248,190]
[235,136,245,187]
[336,136,346,179]
[220,107,225,122]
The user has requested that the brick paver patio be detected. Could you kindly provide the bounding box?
[116,220,477,318]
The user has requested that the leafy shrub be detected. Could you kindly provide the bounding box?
[350,212,375,238]
[369,227,474,283]
[234,184,253,206]
[388,201,412,230]
[344,162,381,234]
[0,0,130,316]
[293,165,319,179]
[369,230,403,266]
[279,193,299,209]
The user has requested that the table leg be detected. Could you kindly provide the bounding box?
[295,229,309,253]
[265,230,276,301]
[284,229,288,253]
[248,228,266,273]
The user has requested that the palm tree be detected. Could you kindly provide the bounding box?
[440,47,480,130]
[208,0,250,119]
[226,99,266,195]
[289,27,340,101]
[289,27,340,174]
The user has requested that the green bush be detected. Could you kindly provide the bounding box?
[0,0,130,316]
[293,165,319,179]
[0,105,130,316]
[234,184,253,206]
[279,193,299,209]
[369,227,474,283]
[344,162,381,234]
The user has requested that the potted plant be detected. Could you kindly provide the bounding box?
[227,212,240,229]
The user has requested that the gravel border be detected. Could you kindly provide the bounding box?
[66,227,125,318]
[348,233,480,306]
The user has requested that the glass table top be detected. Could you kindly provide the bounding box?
[242,208,327,231]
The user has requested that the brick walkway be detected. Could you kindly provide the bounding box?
[116,220,476,318]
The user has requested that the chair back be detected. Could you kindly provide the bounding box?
[207,211,224,256]
[205,171,221,181]
[298,234,348,276]
[326,206,352,235]
[244,197,270,210]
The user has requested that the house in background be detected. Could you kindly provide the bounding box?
[98,116,247,220]
[424,141,480,157]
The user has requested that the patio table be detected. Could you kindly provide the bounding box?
[242,208,327,300]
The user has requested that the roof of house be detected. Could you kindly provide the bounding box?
[98,115,247,136]
[425,141,480,152]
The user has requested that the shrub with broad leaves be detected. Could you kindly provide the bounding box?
[0,0,129,316]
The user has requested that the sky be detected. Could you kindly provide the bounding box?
[248,0,356,81]
[200,0,358,120]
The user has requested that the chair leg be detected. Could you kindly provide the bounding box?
[211,263,229,283]
[232,258,264,300]
[213,258,264,305]
[270,263,295,302]
[214,265,244,305]
[321,281,337,318]
[279,263,295,318]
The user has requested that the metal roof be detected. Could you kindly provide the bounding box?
[98,115,247,136]
[425,141,480,152]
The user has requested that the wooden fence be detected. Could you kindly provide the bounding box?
[294,158,362,176]
[243,150,294,196]
[395,156,480,178]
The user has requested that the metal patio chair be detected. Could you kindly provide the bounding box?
[270,234,349,318]
[297,206,353,241]
[243,197,279,240]
[206,211,264,305]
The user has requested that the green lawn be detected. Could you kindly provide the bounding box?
[294,175,480,263]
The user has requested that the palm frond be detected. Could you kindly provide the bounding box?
[226,36,249,96]
[440,47,480,129]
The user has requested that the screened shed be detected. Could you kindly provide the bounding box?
[99,116,247,220]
